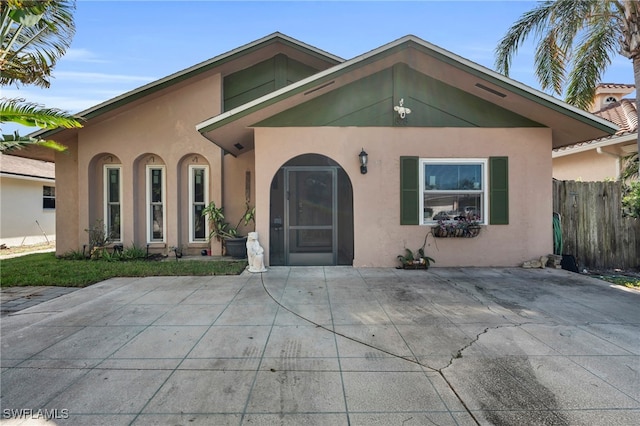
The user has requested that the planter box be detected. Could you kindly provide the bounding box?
[432,225,481,238]
[224,237,248,258]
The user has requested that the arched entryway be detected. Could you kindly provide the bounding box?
[269,154,353,266]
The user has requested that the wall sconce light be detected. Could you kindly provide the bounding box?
[359,148,368,174]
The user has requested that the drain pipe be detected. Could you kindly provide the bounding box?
[596,147,622,178]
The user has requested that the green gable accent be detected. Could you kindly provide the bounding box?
[255,63,542,128]
[224,54,319,111]
[400,156,419,225]
[489,156,509,225]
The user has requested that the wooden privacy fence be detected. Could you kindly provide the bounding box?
[552,180,640,270]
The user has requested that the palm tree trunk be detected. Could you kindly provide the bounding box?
[635,55,640,156]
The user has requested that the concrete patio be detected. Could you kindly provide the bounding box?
[1,267,638,425]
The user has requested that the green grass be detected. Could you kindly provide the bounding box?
[597,275,640,289]
[1,252,247,287]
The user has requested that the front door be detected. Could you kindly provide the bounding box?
[285,167,337,266]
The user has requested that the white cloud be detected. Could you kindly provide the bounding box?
[63,48,108,63]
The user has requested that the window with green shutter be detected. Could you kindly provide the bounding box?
[400,156,508,225]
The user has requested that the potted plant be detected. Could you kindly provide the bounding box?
[397,247,435,270]
[432,213,481,238]
[202,200,255,258]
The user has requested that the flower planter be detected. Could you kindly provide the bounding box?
[225,237,248,258]
[432,225,481,238]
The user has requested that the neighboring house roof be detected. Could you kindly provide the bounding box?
[553,97,638,157]
[597,83,636,91]
[0,152,55,181]
[197,34,618,155]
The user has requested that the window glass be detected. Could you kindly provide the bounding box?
[148,167,164,242]
[421,160,486,224]
[190,166,208,241]
[43,186,55,209]
[105,167,121,241]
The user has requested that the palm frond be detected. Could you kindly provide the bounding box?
[0,129,67,152]
[534,30,567,94]
[0,97,83,129]
[0,0,76,88]
[495,1,555,76]
[566,15,618,109]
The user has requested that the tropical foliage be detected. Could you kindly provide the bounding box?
[0,0,82,152]
[494,0,640,154]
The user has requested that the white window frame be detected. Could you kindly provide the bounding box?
[103,165,123,243]
[188,165,209,243]
[146,165,166,243]
[419,158,488,225]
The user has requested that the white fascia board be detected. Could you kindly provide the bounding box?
[0,172,55,183]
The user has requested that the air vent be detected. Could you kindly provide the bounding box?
[475,83,506,98]
[234,143,244,150]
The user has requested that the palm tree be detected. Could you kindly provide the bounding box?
[0,0,81,152]
[494,0,640,155]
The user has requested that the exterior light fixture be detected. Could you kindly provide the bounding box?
[359,148,368,174]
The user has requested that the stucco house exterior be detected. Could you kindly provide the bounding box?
[553,84,637,182]
[0,152,56,247]
[20,33,618,267]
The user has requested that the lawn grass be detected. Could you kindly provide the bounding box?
[597,275,640,289]
[1,252,247,287]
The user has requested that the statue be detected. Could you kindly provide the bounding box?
[246,232,267,273]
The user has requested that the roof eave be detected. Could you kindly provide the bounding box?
[197,35,618,150]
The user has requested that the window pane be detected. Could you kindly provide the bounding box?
[424,193,482,222]
[43,186,55,197]
[193,204,205,240]
[109,205,121,240]
[43,198,55,209]
[151,205,163,239]
[108,169,119,202]
[424,164,482,190]
[151,169,162,203]
[193,169,204,203]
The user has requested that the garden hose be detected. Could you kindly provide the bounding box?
[553,213,563,255]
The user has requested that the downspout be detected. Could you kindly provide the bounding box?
[596,147,622,179]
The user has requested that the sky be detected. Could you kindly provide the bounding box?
[2,0,635,133]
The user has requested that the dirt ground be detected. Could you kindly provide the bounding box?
[0,241,56,258]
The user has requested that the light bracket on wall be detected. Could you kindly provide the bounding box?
[359,148,368,174]
[394,98,411,124]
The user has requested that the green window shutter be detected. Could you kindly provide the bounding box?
[489,156,509,225]
[400,156,419,225]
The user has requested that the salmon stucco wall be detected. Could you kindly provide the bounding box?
[54,73,224,256]
[253,126,553,267]
[553,149,620,182]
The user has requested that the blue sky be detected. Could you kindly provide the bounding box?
[3,0,635,127]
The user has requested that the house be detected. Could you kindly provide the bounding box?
[17,33,618,267]
[553,84,637,181]
[0,152,55,247]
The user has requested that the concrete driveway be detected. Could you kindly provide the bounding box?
[1,267,638,425]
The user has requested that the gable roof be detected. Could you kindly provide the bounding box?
[26,32,343,146]
[197,34,618,156]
